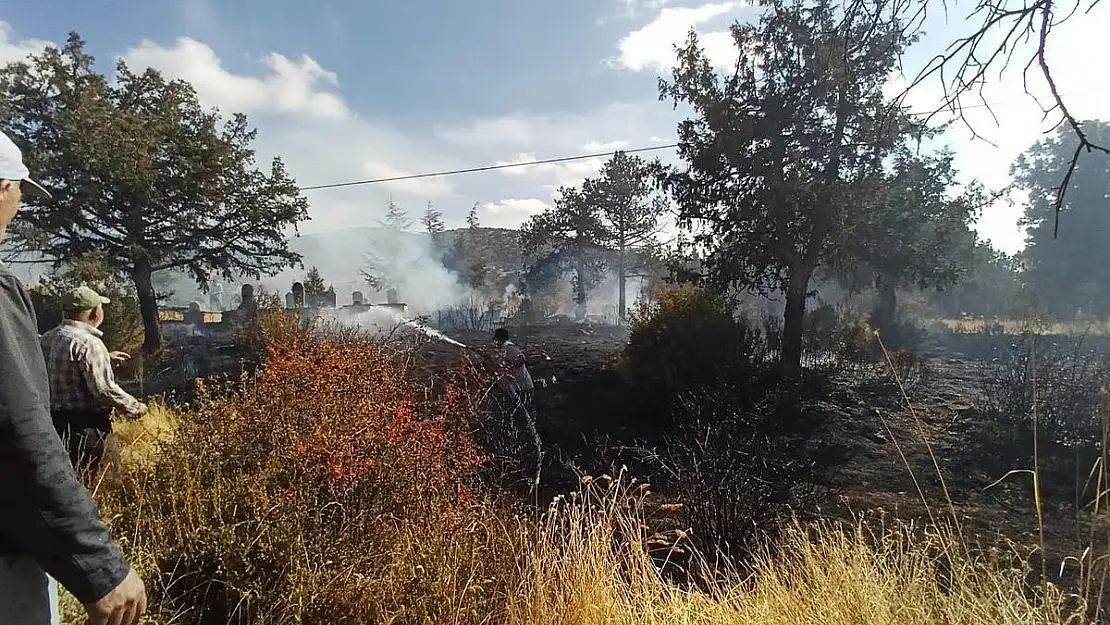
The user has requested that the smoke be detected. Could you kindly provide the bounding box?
[587,269,650,318]
[316,305,469,347]
[360,228,475,314]
[251,224,480,315]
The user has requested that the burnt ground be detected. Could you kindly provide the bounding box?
[138,320,1109,590]
[407,323,1110,584]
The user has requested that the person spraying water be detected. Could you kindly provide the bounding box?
[490,328,543,491]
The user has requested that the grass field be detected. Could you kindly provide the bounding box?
[64,400,1078,625]
[940,317,1110,335]
[52,310,1099,624]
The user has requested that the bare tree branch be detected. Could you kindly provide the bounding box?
[875,0,1107,237]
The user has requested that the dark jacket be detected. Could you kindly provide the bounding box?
[0,268,130,603]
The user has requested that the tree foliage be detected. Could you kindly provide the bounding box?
[0,34,309,352]
[1015,120,1110,318]
[884,0,1108,226]
[659,0,954,372]
[302,266,329,302]
[362,199,412,292]
[836,148,983,327]
[466,203,481,229]
[421,202,446,236]
[583,151,667,320]
[27,250,145,358]
[520,186,608,307]
[926,242,1023,319]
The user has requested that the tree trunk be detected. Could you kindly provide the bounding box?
[617,244,627,322]
[872,276,897,331]
[781,263,813,376]
[131,258,163,354]
[575,259,586,305]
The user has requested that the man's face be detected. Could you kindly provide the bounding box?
[0,179,22,234]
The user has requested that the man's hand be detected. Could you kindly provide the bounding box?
[84,567,147,625]
[129,403,148,420]
[108,351,131,364]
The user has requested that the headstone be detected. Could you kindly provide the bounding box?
[209,291,223,311]
[386,288,399,305]
[574,302,587,321]
[285,292,295,309]
[352,291,364,306]
[325,287,337,308]
[291,282,305,308]
[185,301,205,326]
[239,284,256,310]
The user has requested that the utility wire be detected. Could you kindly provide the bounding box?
[299,90,1095,193]
[299,144,679,191]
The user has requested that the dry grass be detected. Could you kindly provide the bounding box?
[941,317,1110,336]
[56,311,1086,624]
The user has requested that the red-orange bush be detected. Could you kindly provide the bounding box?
[246,313,487,509]
[104,309,505,623]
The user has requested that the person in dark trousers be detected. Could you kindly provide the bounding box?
[492,328,543,486]
[0,130,146,624]
[41,286,147,476]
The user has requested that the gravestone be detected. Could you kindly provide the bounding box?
[386,288,399,305]
[291,282,305,309]
[285,292,295,309]
[238,283,256,310]
[184,301,205,327]
[352,291,364,306]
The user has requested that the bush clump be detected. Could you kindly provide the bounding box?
[623,285,765,412]
[974,333,1110,497]
[102,309,510,624]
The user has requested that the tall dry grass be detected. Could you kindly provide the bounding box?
[59,310,1085,624]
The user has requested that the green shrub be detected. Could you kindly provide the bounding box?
[623,285,764,407]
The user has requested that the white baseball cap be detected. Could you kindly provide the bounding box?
[0,130,50,199]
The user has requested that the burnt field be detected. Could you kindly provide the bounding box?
[138,317,1110,586]
[404,322,1110,574]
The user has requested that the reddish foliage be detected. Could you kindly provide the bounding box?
[191,309,487,514]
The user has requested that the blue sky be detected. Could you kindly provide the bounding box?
[1,0,1107,254]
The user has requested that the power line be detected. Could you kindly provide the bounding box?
[299,143,679,192]
[298,90,1096,193]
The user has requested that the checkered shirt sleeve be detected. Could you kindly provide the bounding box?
[42,326,143,415]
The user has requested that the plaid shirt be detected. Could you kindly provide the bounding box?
[39,320,143,415]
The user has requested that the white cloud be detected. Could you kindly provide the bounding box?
[0,21,52,64]
[892,10,1110,254]
[478,198,550,228]
[361,160,453,198]
[111,37,465,231]
[438,102,682,201]
[122,37,349,119]
[582,139,630,151]
[610,2,745,72]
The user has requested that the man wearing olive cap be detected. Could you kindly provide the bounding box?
[0,129,146,624]
[41,285,147,475]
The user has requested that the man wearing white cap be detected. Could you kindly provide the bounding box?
[0,129,146,624]
[41,285,147,475]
